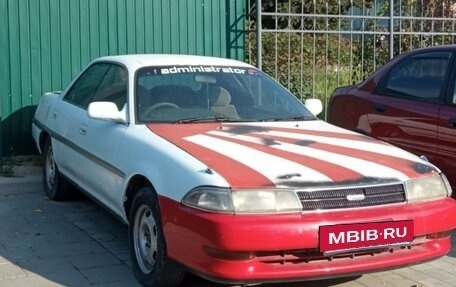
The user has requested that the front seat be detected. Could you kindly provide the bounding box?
[209,86,239,118]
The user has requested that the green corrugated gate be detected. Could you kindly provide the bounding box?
[0,0,246,155]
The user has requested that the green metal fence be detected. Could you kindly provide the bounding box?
[0,0,246,155]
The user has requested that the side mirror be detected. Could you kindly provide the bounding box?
[304,99,323,116]
[88,102,127,123]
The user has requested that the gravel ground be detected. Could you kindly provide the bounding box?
[0,155,42,178]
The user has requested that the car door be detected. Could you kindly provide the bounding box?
[436,73,456,188]
[56,63,111,178]
[62,63,129,210]
[366,51,453,165]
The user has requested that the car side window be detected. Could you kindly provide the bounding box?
[92,65,128,110]
[64,63,110,109]
[380,52,452,102]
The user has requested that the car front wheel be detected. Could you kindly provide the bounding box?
[129,187,185,287]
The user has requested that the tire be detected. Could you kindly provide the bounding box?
[42,137,72,201]
[129,187,185,287]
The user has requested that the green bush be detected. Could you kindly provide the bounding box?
[247,31,360,110]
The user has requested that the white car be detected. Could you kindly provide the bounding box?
[32,55,456,286]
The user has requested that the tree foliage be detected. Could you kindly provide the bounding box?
[260,0,375,30]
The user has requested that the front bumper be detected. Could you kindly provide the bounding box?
[159,196,456,283]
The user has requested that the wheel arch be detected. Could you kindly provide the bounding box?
[124,174,157,222]
[38,131,50,153]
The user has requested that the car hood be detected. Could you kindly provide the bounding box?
[147,121,437,189]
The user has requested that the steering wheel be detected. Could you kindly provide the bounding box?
[143,102,180,117]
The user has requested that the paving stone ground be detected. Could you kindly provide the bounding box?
[0,175,455,287]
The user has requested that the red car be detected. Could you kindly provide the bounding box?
[328,45,456,190]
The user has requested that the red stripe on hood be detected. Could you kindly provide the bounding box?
[147,123,275,188]
[222,123,383,143]
[206,133,364,182]
[243,132,431,179]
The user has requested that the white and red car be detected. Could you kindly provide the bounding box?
[32,55,456,286]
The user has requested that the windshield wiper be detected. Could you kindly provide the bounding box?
[259,115,316,122]
[175,116,251,123]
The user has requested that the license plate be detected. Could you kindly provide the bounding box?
[319,220,413,253]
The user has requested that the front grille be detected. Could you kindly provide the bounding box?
[297,183,406,211]
[255,244,417,265]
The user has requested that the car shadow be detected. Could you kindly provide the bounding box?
[181,273,361,287]
[449,232,456,258]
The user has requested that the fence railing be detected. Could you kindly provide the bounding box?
[246,0,456,117]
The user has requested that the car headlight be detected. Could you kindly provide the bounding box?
[406,174,452,203]
[231,189,301,214]
[182,187,302,214]
[182,187,234,213]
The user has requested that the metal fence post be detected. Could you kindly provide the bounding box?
[256,0,262,70]
[389,0,394,59]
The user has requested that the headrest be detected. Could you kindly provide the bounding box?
[210,87,231,106]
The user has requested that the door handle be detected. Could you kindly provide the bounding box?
[374,103,387,113]
[448,118,456,128]
[79,127,87,135]
[79,124,88,135]
[51,109,57,119]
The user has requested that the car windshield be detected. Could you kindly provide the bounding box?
[135,65,315,123]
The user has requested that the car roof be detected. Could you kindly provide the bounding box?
[403,45,456,55]
[94,54,254,71]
